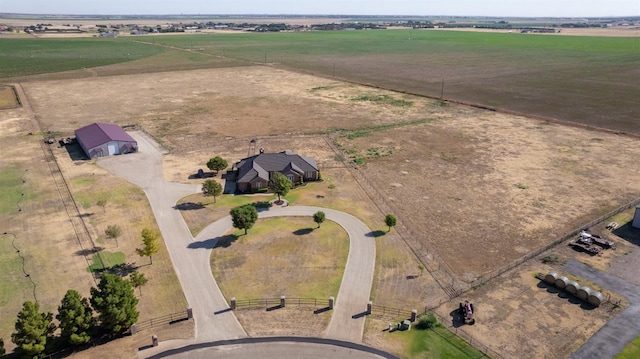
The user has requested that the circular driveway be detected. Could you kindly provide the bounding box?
[97,131,380,358]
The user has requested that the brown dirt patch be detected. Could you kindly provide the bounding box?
[235,307,332,338]
[0,85,19,109]
[338,111,640,280]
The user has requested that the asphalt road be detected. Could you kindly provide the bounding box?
[565,259,640,359]
[98,131,377,357]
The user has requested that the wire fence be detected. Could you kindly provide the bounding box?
[464,197,640,291]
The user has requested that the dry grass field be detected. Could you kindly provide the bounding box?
[5,63,640,357]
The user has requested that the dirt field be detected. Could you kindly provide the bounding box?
[11,64,640,357]
[0,85,18,109]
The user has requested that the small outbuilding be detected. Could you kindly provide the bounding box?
[633,206,640,229]
[75,123,137,159]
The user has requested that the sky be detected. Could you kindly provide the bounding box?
[0,0,638,18]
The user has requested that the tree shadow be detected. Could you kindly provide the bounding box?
[188,234,238,249]
[79,212,94,218]
[188,170,215,180]
[365,230,386,238]
[174,202,206,211]
[92,262,137,277]
[293,228,314,236]
[613,223,640,245]
[76,247,104,256]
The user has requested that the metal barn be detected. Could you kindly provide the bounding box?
[75,123,137,159]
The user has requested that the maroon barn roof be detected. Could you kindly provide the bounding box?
[75,123,136,149]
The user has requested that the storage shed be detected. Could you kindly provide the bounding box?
[75,123,137,159]
[633,206,640,229]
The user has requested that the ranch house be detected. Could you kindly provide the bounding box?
[75,122,137,159]
[234,151,319,193]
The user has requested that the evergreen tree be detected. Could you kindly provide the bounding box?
[11,301,55,358]
[90,273,139,335]
[56,290,93,346]
[0,337,6,357]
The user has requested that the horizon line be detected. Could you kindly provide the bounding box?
[1,12,639,19]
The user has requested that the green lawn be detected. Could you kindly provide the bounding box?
[0,167,35,215]
[0,38,163,78]
[616,335,640,359]
[87,251,125,272]
[397,326,490,359]
[211,217,349,299]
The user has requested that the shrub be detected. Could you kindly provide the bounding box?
[416,313,440,330]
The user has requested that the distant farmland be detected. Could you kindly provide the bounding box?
[1,30,638,134]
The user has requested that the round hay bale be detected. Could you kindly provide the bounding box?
[588,291,604,307]
[566,281,579,294]
[555,276,569,289]
[544,272,558,284]
[577,286,592,300]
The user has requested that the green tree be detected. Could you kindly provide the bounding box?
[230,204,258,235]
[0,337,6,357]
[202,179,223,203]
[105,224,122,247]
[268,172,292,203]
[56,289,93,346]
[136,228,159,265]
[90,273,139,335]
[206,156,228,175]
[129,271,148,296]
[385,214,397,232]
[11,301,55,359]
[313,211,326,228]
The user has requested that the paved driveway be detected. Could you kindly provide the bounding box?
[98,132,377,356]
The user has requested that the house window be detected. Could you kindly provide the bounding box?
[287,174,294,182]
[256,181,262,189]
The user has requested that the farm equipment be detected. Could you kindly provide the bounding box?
[459,300,475,325]
[578,230,616,249]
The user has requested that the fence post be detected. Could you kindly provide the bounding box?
[152,335,158,347]
[329,296,334,309]
[187,308,193,319]
[230,297,236,310]
[411,309,418,322]
[280,295,286,308]
[367,301,372,314]
[130,324,137,335]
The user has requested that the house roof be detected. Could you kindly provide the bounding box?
[75,123,136,150]
[236,151,318,183]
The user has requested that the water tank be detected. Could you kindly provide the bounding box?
[544,272,558,285]
[577,286,592,300]
[566,281,579,294]
[555,276,569,289]
[588,291,604,307]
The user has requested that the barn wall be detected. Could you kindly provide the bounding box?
[633,206,640,229]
